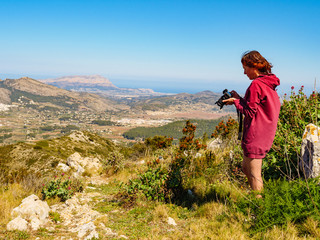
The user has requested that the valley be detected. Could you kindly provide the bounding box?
[0,76,234,145]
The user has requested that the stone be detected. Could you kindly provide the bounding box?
[57,163,71,172]
[12,194,50,221]
[119,235,129,239]
[30,217,42,231]
[207,138,223,151]
[67,152,102,177]
[67,152,83,168]
[300,123,320,178]
[9,194,50,231]
[167,217,177,226]
[7,216,28,231]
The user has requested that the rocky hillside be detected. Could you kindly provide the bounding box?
[129,90,233,112]
[0,131,117,184]
[0,77,128,112]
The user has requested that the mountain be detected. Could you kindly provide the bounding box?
[128,90,231,112]
[40,75,169,98]
[0,77,128,112]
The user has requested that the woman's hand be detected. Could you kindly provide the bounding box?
[222,90,240,105]
[222,97,237,105]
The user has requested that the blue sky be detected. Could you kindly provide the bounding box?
[0,0,319,94]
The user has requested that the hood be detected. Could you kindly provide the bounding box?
[256,74,280,90]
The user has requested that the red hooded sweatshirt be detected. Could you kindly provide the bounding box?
[233,74,281,159]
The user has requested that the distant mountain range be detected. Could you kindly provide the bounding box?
[0,77,128,112]
[0,76,232,114]
[40,75,170,98]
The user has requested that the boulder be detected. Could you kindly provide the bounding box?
[8,194,50,231]
[300,123,320,178]
[67,152,83,169]
[12,194,50,221]
[7,216,28,231]
[57,163,71,172]
[67,152,102,177]
[207,138,223,151]
[167,217,177,226]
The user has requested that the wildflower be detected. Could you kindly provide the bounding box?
[68,187,71,190]
[291,86,294,90]
[54,175,57,178]
[61,173,65,176]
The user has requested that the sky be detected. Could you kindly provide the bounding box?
[0,0,319,94]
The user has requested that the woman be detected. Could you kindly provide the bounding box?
[223,50,281,193]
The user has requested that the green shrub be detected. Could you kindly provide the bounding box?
[264,87,320,180]
[144,135,173,150]
[41,174,84,202]
[123,161,169,201]
[235,178,320,232]
[102,151,125,175]
[167,120,207,192]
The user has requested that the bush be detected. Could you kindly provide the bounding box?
[144,135,173,150]
[41,174,84,202]
[235,178,320,232]
[264,87,320,180]
[103,151,125,175]
[122,160,169,201]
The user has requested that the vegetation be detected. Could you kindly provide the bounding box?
[0,87,319,239]
[123,118,226,140]
[91,119,115,126]
[41,173,84,202]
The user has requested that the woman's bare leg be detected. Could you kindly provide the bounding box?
[242,156,263,191]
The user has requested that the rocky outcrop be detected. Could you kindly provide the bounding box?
[300,123,320,178]
[66,152,102,177]
[7,194,50,231]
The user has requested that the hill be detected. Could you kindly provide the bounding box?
[0,131,117,183]
[128,90,235,113]
[0,77,127,112]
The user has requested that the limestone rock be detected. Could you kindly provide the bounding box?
[57,163,71,172]
[12,194,50,221]
[300,123,320,178]
[67,152,102,177]
[67,152,83,169]
[7,216,28,231]
[7,194,49,231]
[167,217,177,226]
[207,138,223,151]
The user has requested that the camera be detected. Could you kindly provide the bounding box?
[215,89,232,109]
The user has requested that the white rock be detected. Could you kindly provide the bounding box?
[12,194,50,221]
[30,217,42,231]
[7,216,28,231]
[67,152,83,168]
[85,229,99,240]
[119,235,129,239]
[104,227,117,236]
[167,217,177,226]
[207,138,223,151]
[300,123,320,178]
[71,222,96,238]
[57,163,71,172]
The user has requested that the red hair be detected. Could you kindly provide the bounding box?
[241,50,273,74]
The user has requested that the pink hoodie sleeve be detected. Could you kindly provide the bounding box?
[234,81,262,119]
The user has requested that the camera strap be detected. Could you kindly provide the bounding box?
[237,109,243,140]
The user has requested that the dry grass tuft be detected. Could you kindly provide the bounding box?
[152,204,169,222]
[0,183,31,228]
